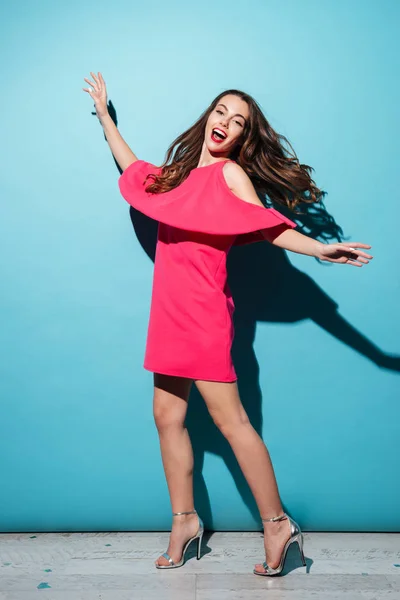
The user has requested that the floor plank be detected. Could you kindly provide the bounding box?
[0,531,399,599]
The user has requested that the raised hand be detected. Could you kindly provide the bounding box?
[317,242,373,267]
[82,71,108,119]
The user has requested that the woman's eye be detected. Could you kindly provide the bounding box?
[215,109,243,126]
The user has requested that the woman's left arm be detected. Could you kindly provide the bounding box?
[262,227,373,267]
[222,162,374,267]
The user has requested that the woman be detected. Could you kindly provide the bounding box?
[83,72,373,576]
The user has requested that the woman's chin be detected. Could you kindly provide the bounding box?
[206,142,230,155]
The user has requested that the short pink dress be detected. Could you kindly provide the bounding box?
[118,158,297,382]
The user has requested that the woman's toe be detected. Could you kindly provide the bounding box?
[254,562,267,573]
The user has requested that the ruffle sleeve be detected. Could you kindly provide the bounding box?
[118,159,297,245]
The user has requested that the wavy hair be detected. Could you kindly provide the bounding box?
[144,89,325,211]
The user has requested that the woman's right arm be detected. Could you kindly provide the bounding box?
[83,71,138,171]
[98,112,138,171]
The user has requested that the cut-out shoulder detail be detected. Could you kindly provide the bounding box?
[220,162,266,207]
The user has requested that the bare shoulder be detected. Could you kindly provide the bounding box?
[222,161,249,185]
[222,161,264,207]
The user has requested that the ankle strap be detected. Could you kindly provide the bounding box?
[172,509,197,516]
[261,512,287,523]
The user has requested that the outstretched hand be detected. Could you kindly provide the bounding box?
[82,71,109,120]
[316,242,373,266]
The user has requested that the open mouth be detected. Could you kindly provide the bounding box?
[211,128,227,143]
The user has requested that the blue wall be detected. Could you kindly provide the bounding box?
[1,0,399,532]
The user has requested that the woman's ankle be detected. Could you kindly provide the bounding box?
[172,511,197,522]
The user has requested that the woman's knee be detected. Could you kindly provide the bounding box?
[195,379,250,437]
[153,400,186,430]
[152,373,192,431]
[214,411,251,439]
[205,398,251,438]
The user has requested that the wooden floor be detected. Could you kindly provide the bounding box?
[0,530,399,599]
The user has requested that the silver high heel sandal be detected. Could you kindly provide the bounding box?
[253,512,306,576]
[155,509,204,569]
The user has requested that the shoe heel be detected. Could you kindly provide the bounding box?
[196,532,203,560]
[297,533,306,566]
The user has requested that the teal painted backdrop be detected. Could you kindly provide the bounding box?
[1,0,399,532]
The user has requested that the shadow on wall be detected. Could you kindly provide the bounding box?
[106,102,400,530]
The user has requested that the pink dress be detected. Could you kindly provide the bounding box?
[118,158,297,382]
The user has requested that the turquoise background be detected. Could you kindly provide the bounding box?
[1,0,399,532]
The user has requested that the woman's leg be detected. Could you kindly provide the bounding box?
[194,379,291,573]
[152,372,200,567]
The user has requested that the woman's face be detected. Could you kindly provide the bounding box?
[205,94,249,155]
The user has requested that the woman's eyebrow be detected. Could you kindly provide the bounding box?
[217,103,247,121]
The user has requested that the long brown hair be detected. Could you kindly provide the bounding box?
[144,89,324,211]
